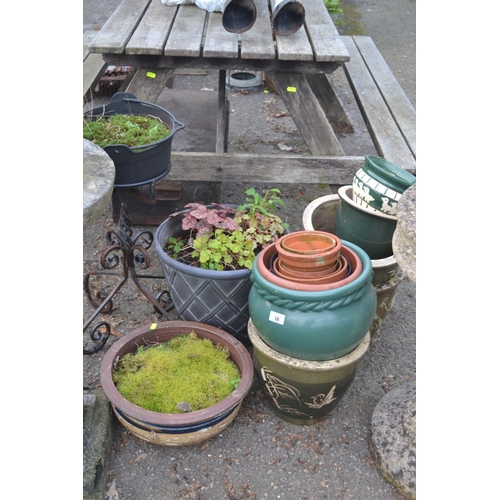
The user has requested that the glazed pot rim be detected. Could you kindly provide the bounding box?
[364,155,416,192]
[248,318,371,369]
[100,321,254,426]
[253,239,372,298]
[338,185,398,221]
[154,206,252,280]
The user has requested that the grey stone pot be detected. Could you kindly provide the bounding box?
[154,207,252,346]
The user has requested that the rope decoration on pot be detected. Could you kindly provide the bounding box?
[250,279,371,312]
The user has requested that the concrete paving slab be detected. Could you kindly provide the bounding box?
[83,388,114,500]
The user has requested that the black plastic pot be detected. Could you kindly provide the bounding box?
[85,92,185,187]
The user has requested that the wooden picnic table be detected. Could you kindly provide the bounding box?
[88,0,415,184]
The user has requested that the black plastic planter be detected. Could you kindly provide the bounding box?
[85,92,185,188]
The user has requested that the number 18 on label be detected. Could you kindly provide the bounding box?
[269,311,285,325]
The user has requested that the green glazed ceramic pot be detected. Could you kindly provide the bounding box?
[370,268,405,335]
[334,186,397,260]
[248,240,376,361]
[352,156,416,216]
[249,319,371,425]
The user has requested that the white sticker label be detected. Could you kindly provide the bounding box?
[269,311,285,325]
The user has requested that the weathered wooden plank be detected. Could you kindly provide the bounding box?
[103,53,339,73]
[167,152,369,183]
[352,36,416,157]
[84,31,100,60]
[204,12,238,58]
[88,0,152,54]
[124,68,175,102]
[83,54,107,98]
[240,0,275,59]
[164,5,206,57]
[305,73,354,133]
[275,26,313,61]
[341,36,415,171]
[83,32,107,98]
[126,2,178,55]
[266,72,345,155]
[304,0,349,62]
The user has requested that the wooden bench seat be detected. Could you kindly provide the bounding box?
[83,31,107,101]
[341,36,416,172]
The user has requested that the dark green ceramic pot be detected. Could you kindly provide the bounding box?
[248,240,376,361]
[302,193,405,336]
[352,156,416,216]
[249,319,370,425]
[370,268,406,335]
[334,186,397,260]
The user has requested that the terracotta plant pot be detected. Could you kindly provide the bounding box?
[352,155,416,216]
[275,231,342,272]
[249,318,371,425]
[278,257,341,278]
[335,186,397,260]
[249,240,376,361]
[279,231,338,255]
[302,194,404,334]
[100,321,253,446]
[257,240,362,292]
[273,253,349,285]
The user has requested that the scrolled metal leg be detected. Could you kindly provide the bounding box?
[83,321,111,355]
[83,201,174,354]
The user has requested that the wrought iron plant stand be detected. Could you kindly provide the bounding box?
[83,187,175,354]
[83,92,185,354]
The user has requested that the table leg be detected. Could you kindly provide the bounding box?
[266,72,345,156]
[305,73,354,134]
[125,68,176,103]
[216,69,229,153]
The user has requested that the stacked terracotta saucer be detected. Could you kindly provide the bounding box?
[270,231,349,286]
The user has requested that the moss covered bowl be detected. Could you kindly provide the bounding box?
[100,321,253,446]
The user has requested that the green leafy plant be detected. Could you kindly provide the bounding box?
[165,188,289,271]
[323,0,343,15]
